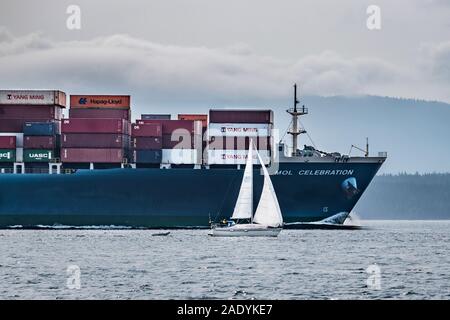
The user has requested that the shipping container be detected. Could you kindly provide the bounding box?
[23,122,58,136]
[70,95,130,109]
[178,114,208,127]
[0,136,16,149]
[24,136,58,149]
[0,119,57,133]
[61,118,128,134]
[209,136,271,150]
[133,150,162,164]
[132,137,162,150]
[208,123,271,137]
[0,90,66,107]
[162,149,198,164]
[131,123,162,137]
[61,148,125,163]
[61,133,128,149]
[0,119,26,132]
[206,149,270,165]
[209,109,273,124]
[141,114,171,120]
[23,149,53,162]
[0,105,62,120]
[162,134,194,149]
[136,119,194,135]
[0,149,16,162]
[0,133,23,147]
[69,108,131,120]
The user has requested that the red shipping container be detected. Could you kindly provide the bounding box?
[62,133,128,148]
[61,148,125,163]
[0,105,62,120]
[132,137,162,149]
[24,136,56,149]
[162,134,194,149]
[0,136,16,148]
[62,118,128,134]
[136,120,194,135]
[178,114,208,127]
[209,109,273,124]
[69,108,131,120]
[0,119,55,133]
[131,123,162,137]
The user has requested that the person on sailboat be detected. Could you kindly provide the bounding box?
[209,139,284,237]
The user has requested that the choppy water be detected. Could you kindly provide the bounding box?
[0,220,449,299]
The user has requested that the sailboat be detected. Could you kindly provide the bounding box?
[209,140,284,237]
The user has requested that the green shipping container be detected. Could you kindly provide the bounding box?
[0,149,16,162]
[23,149,53,162]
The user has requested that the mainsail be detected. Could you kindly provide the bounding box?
[230,140,254,220]
[253,148,283,227]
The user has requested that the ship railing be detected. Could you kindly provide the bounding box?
[287,106,308,114]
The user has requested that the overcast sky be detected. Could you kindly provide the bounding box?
[1,0,449,103]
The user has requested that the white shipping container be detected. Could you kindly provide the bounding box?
[206,149,270,165]
[162,149,198,164]
[0,90,62,105]
[208,123,271,137]
[0,133,24,147]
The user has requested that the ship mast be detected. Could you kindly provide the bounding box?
[287,84,308,156]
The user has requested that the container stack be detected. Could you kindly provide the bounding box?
[207,109,273,165]
[178,114,208,163]
[132,123,162,165]
[135,116,202,165]
[0,90,65,166]
[61,95,131,166]
[23,122,60,164]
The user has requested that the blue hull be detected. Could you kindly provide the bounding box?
[0,162,382,228]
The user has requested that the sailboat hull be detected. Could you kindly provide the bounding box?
[209,224,281,237]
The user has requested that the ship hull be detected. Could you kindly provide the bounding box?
[0,161,383,228]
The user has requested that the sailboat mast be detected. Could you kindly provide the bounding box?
[250,139,254,224]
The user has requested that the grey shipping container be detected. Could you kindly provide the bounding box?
[141,114,171,120]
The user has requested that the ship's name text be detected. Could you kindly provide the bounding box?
[276,169,354,176]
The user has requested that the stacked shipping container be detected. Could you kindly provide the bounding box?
[132,123,162,164]
[207,110,273,165]
[0,90,65,164]
[61,95,132,164]
[23,122,60,163]
[135,117,202,165]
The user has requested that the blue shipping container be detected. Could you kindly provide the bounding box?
[23,122,58,136]
[141,114,171,120]
[133,150,162,164]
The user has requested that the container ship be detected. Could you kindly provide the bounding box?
[0,86,386,228]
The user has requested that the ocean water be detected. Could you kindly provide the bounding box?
[0,220,449,300]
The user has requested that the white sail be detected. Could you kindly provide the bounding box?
[253,149,283,227]
[230,140,253,220]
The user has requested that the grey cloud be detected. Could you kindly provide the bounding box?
[0,28,445,105]
[421,41,450,82]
